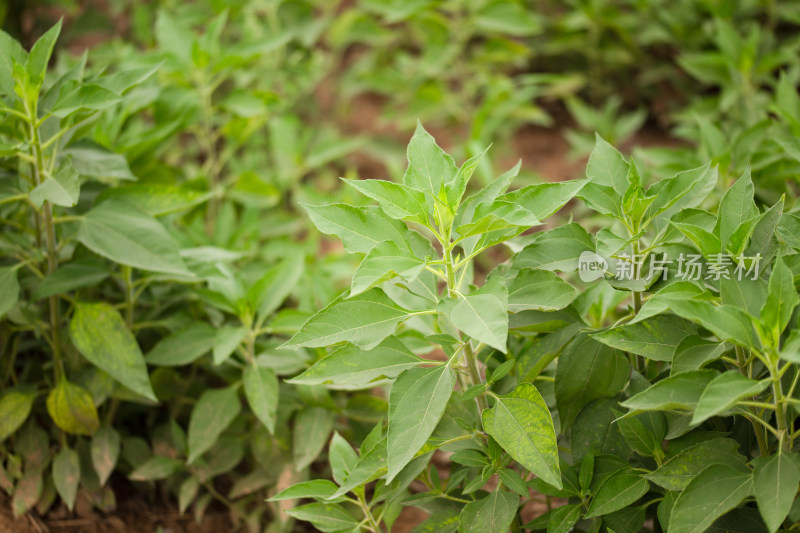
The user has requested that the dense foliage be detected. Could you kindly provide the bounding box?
[2,1,800,532]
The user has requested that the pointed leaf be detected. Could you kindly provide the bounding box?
[482,383,561,488]
[70,302,156,401]
[303,203,408,254]
[145,323,216,366]
[585,471,649,518]
[46,379,99,436]
[387,366,454,481]
[754,452,800,533]
[668,465,753,533]
[187,387,241,464]
[91,425,120,486]
[458,490,518,533]
[692,371,770,425]
[52,447,80,511]
[243,365,278,434]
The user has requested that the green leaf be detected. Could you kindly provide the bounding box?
[51,82,121,117]
[269,479,339,501]
[187,386,241,464]
[293,407,335,471]
[78,199,192,277]
[578,182,622,218]
[616,413,664,457]
[646,163,718,225]
[145,323,215,366]
[691,371,770,426]
[445,284,508,353]
[351,241,425,296]
[70,302,156,402]
[671,222,721,257]
[212,326,248,365]
[482,383,561,489]
[329,432,358,485]
[585,471,649,518]
[0,266,20,318]
[52,447,80,511]
[91,425,120,486]
[26,20,61,84]
[286,503,359,533]
[0,389,36,442]
[508,269,576,313]
[447,146,488,208]
[403,122,457,198]
[632,282,710,324]
[303,203,408,254]
[343,178,429,224]
[243,366,278,434]
[754,452,800,533]
[46,379,100,436]
[96,184,210,216]
[715,169,758,252]
[288,337,421,389]
[513,223,595,272]
[283,289,415,350]
[645,438,748,491]
[669,300,757,349]
[178,477,199,514]
[672,336,727,374]
[546,504,582,533]
[458,490,518,533]
[592,315,697,362]
[29,164,79,207]
[32,260,110,300]
[668,465,753,533]
[387,366,454,482]
[62,142,136,181]
[248,249,305,323]
[129,456,183,481]
[621,370,718,412]
[761,256,799,345]
[586,134,629,195]
[555,334,629,428]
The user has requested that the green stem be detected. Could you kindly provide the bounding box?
[736,346,769,456]
[122,265,134,328]
[356,492,382,533]
[772,365,790,452]
[27,97,62,381]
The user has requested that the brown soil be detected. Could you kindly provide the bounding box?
[0,492,232,533]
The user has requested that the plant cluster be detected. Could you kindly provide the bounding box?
[1,3,800,533]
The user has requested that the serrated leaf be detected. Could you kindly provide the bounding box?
[403,122,457,198]
[351,241,425,296]
[187,387,241,464]
[482,383,561,489]
[303,203,407,254]
[288,337,421,389]
[243,365,278,434]
[70,302,156,401]
[46,379,99,436]
[586,134,629,195]
[387,366,454,482]
[283,289,415,350]
[343,178,429,224]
